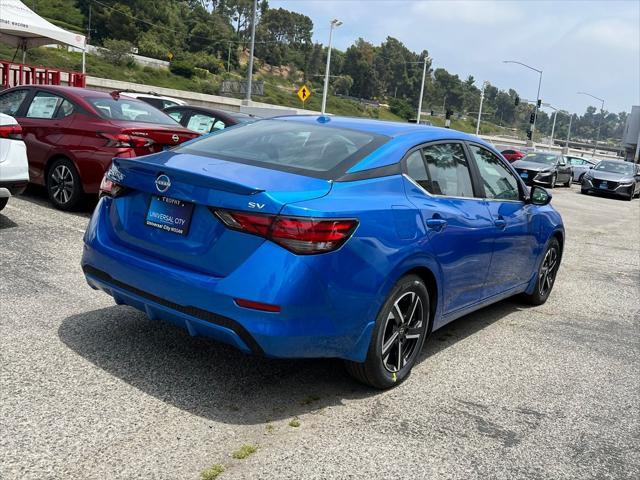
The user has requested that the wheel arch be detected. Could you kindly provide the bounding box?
[44,153,85,193]
[402,266,438,335]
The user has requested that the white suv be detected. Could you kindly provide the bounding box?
[0,113,29,212]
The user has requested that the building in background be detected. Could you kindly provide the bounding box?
[622,106,640,163]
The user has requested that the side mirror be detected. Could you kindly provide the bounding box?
[529,185,552,206]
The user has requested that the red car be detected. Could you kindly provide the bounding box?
[0,85,199,209]
[500,148,526,163]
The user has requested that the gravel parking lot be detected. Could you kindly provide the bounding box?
[1,187,638,480]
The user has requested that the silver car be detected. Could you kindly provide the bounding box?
[566,155,597,183]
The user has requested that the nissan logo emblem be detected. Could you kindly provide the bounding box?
[155,174,171,193]
[172,134,180,143]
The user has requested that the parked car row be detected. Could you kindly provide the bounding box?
[0,86,258,210]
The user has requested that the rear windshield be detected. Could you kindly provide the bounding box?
[594,161,634,175]
[175,119,387,178]
[87,97,177,125]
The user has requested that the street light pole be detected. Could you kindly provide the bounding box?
[566,113,573,148]
[475,81,488,136]
[416,57,427,124]
[543,104,558,148]
[321,19,342,115]
[577,91,605,157]
[245,0,258,103]
[503,60,543,143]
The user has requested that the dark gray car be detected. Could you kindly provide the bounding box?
[581,160,640,201]
[512,152,572,188]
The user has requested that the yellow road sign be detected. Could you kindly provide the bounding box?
[168,52,174,61]
[297,85,311,103]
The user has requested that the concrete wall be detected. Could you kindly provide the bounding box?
[85,76,319,117]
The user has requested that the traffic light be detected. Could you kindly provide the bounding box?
[430,110,434,116]
[526,130,532,140]
[514,95,520,106]
[537,99,542,108]
[529,112,536,124]
[445,109,453,120]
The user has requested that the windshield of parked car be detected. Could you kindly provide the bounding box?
[87,97,178,125]
[524,153,559,165]
[175,119,387,178]
[594,161,635,175]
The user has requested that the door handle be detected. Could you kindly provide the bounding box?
[426,218,447,231]
[494,218,507,229]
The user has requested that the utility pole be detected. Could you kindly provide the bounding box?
[577,91,605,157]
[245,0,257,103]
[566,113,573,148]
[475,81,488,135]
[227,41,232,72]
[321,19,342,115]
[416,57,427,125]
[503,60,543,143]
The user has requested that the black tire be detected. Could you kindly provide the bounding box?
[581,189,589,195]
[548,174,556,189]
[564,176,571,187]
[520,238,560,306]
[0,197,7,212]
[578,173,586,184]
[46,157,83,210]
[345,274,430,389]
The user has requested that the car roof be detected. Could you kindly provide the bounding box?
[272,115,481,140]
[9,85,114,99]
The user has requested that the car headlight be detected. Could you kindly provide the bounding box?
[619,181,634,186]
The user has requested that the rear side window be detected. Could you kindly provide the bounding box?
[0,90,28,116]
[176,120,387,178]
[421,143,474,197]
[187,113,217,134]
[405,150,430,190]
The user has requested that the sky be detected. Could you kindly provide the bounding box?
[269,0,640,115]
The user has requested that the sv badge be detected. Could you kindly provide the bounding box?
[248,202,265,209]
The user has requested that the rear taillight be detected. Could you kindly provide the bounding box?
[0,124,23,140]
[213,209,358,254]
[99,132,154,148]
[99,164,128,198]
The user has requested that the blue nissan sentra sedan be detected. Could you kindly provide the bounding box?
[82,116,564,389]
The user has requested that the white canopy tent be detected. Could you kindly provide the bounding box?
[0,0,86,72]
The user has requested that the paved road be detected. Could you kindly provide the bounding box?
[1,187,638,480]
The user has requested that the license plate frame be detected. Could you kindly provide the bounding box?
[520,172,528,179]
[145,195,195,236]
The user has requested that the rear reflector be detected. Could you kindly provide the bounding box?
[213,209,358,255]
[0,124,23,140]
[234,298,281,312]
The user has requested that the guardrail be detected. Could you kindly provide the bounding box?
[0,61,86,89]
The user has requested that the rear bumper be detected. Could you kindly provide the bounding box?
[81,198,376,361]
[0,180,28,197]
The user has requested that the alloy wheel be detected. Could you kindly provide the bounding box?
[380,291,424,373]
[538,247,559,297]
[50,165,74,205]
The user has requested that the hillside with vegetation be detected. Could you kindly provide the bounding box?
[5,0,630,142]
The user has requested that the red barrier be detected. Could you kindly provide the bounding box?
[0,61,86,89]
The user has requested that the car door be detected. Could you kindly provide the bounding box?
[556,155,572,183]
[467,143,536,296]
[19,91,79,184]
[403,142,495,315]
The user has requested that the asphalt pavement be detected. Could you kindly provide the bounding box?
[1,186,638,480]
